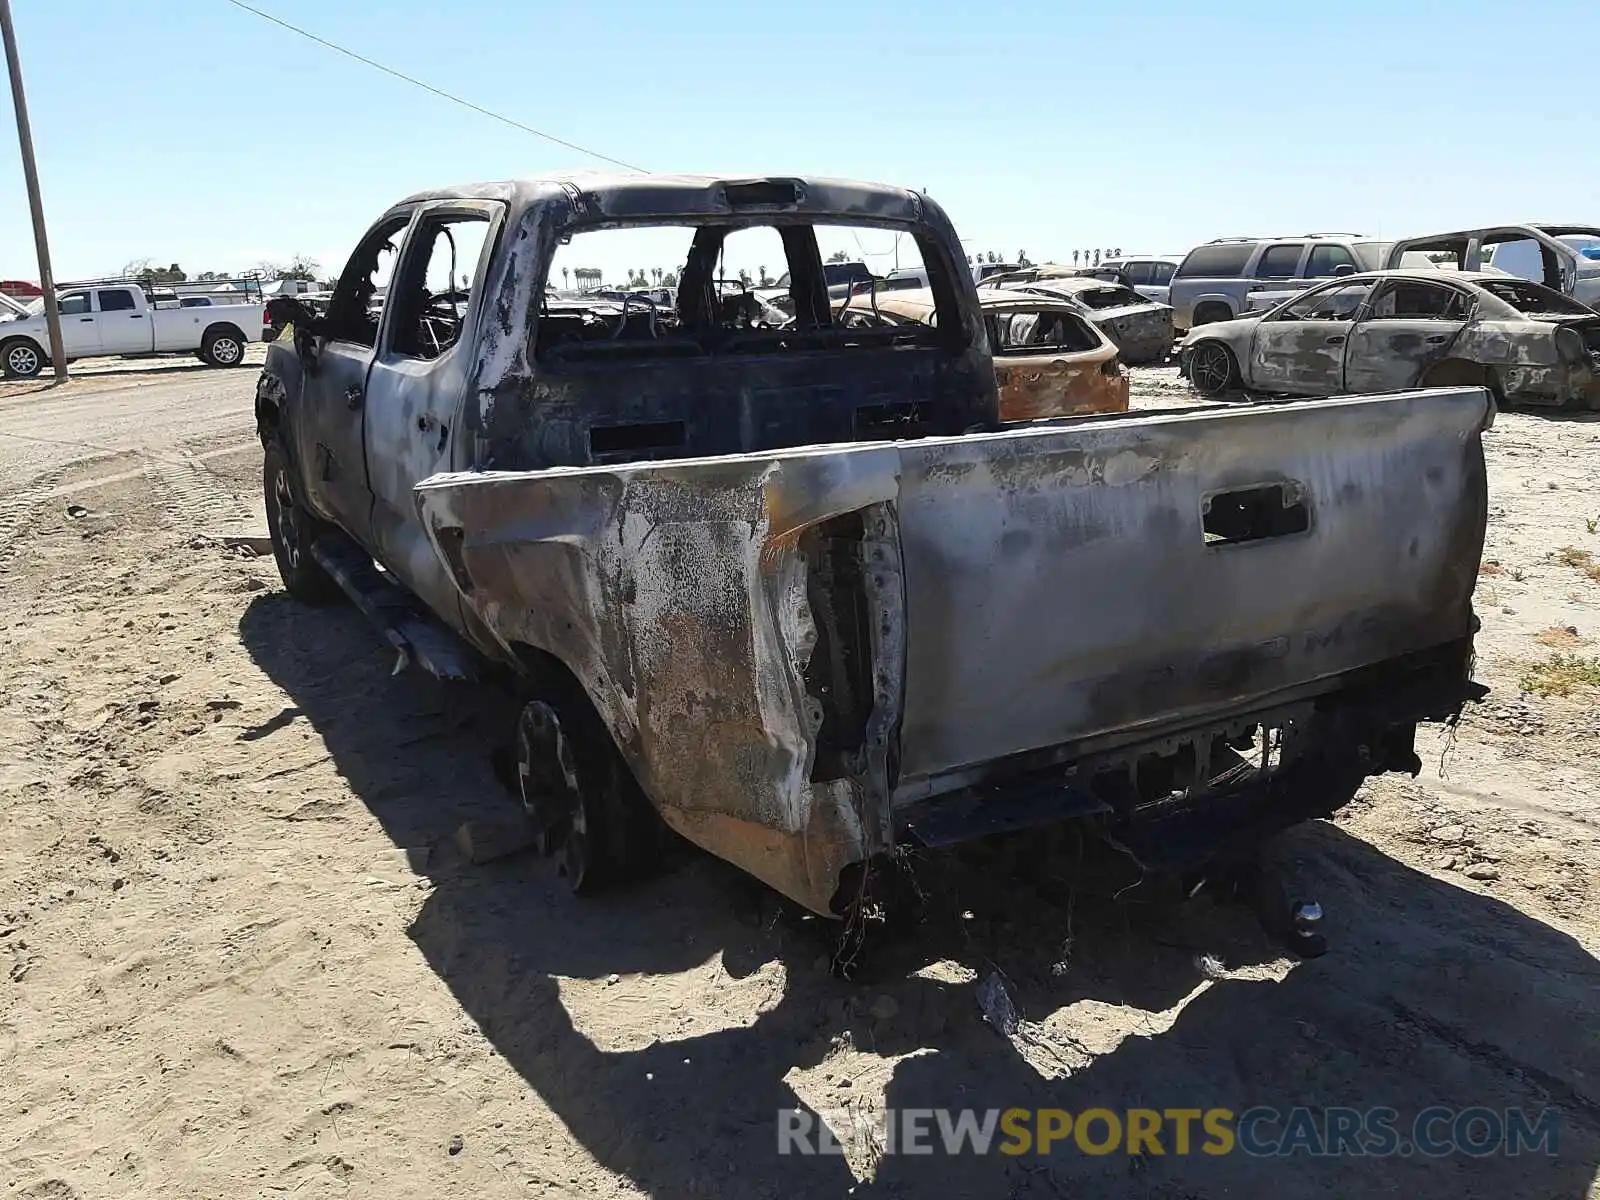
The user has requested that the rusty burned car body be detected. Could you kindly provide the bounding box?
[987,275,1175,365]
[255,173,1491,921]
[1180,269,1600,408]
[835,286,1128,418]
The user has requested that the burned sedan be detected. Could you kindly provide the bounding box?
[990,276,1175,364]
[254,174,1490,942]
[1181,269,1600,408]
[839,287,1129,418]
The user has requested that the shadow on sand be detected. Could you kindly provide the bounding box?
[240,592,1600,1199]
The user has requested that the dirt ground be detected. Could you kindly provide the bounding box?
[0,359,1597,1199]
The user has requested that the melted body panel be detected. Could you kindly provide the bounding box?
[415,387,1491,915]
[994,355,1127,418]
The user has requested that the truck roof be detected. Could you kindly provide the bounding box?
[393,173,930,225]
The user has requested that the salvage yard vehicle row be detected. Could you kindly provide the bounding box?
[1181,270,1600,408]
[256,172,1491,939]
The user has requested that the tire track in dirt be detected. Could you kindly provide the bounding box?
[147,447,261,534]
[0,465,72,576]
[30,441,258,504]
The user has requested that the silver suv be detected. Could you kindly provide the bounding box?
[1100,256,1181,305]
[1169,235,1390,332]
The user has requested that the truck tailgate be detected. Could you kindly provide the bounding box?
[892,389,1489,793]
[414,387,1490,911]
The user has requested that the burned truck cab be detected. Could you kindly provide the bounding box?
[461,175,1000,474]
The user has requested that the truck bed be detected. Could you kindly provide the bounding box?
[414,387,1492,914]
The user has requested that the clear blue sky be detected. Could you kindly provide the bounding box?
[0,0,1592,284]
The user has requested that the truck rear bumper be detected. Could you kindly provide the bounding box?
[895,635,1479,873]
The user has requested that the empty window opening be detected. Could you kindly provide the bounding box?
[1074,285,1143,310]
[390,212,492,360]
[324,215,407,348]
[989,310,1100,354]
[537,220,945,365]
[1369,282,1471,321]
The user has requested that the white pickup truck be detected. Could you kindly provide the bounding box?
[0,283,264,378]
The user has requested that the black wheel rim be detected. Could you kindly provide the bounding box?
[1192,345,1232,394]
[515,701,587,885]
[270,464,300,571]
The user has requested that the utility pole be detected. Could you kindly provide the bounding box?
[1,0,66,381]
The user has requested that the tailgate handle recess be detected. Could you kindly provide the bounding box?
[1202,483,1309,547]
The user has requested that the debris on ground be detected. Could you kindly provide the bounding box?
[191,531,274,556]
[976,970,1020,1036]
[452,818,537,865]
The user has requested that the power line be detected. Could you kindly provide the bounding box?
[223,0,645,172]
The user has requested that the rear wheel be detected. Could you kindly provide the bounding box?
[200,328,245,367]
[263,440,340,604]
[1189,342,1241,397]
[515,692,663,893]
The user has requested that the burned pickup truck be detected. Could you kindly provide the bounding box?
[257,174,1490,931]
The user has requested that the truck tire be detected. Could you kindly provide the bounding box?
[2,337,45,379]
[263,439,340,604]
[514,690,663,894]
[1192,302,1234,327]
[200,327,246,368]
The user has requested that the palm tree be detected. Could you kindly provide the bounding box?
[561,266,569,289]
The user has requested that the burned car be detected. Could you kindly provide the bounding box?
[1181,270,1600,408]
[989,276,1175,364]
[834,286,1128,418]
[255,174,1490,938]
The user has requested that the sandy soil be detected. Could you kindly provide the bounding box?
[0,364,1596,1199]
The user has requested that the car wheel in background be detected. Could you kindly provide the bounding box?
[1189,342,1241,397]
[200,329,245,367]
[2,338,44,379]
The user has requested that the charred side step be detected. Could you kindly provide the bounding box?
[309,534,478,682]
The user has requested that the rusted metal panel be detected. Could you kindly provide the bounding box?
[995,356,1127,419]
[414,387,1491,915]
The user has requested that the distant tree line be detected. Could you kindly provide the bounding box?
[118,255,329,288]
